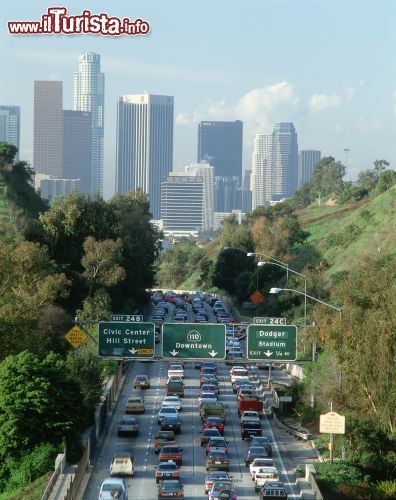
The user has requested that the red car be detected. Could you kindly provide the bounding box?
[203,417,224,435]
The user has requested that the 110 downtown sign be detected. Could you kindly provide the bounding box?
[162,323,226,360]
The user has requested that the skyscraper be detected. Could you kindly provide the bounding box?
[115,93,174,219]
[251,134,272,209]
[63,110,92,195]
[0,106,20,161]
[33,81,63,178]
[214,176,239,213]
[185,162,214,230]
[197,121,243,178]
[271,122,298,200]
[74,52,104,196]
[298,150,321,188]
[161,173,203,235]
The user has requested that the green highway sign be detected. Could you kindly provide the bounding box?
[162,323,226,360]
[254,317,286,325]
[110,314,143,322]
[247,324,297,361]
[99,322,155,358]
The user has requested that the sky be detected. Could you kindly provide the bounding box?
[1,0,395,199]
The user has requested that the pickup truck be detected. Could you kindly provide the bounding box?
[200,402,226,423]
[238,397,264,416]
[240,410,261,424]
[241,421,262,440]
[254,467,280,492]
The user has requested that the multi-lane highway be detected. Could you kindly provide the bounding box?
[82,293,314,499]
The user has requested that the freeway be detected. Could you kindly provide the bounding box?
[82,293,315,499]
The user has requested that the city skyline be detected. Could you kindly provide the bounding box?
[1,1,395,199]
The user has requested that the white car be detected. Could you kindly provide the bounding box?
[168,364,184,378]
[199,392,218,404]
[109,453,134,477]
[161,396,182,412]
[249,458,276,479]
[157,406,179,424]
[240,411,261,424]
[230,368,249,384]
[167,375,183,384]
[99,477,128,499]
[254,466,280,492]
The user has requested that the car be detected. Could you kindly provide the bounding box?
[161,395,182,411]
[109,452,134,477]
[201,428,221,446]
[257,362,274,370]
[200,374,218,386]
[174,310,187,320]
[160,416,181,434]
[125,396,145,414]
[203,416,224,435]
[201,383,219,396]
[259,482,288,499]
[245,446,269,466]
[200,402,226,423]
[166,380,184,398]
[230,368,249,384]
[240,411,261,424]
[237,388,257,400]
[133,374,150,389]
[167,375,184,384]
[241,421,262,440]
[233,379,254,393]
[159,445,183,466]
[118,416,139,436]
[155,461,180,482]
[206,437,228,455]
[99,477,128,499]
[173,315,185,322]
[250,458,276,479]
[208,481,237,500]
[153,430,177,453]
[157,479,184,498]
[157,301,169,312]
[199,392,218,404]
[168,364,184,378]
[206,450,229,471]
[254,466,280,492]
[204,471,233,493]
[157,407,179,424]
[202,362,217,372]
[251,436,273,457]
[195,314,208,323]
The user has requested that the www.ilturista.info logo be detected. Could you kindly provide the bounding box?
[8,7,151,36]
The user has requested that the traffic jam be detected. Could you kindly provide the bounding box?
[97,290,289,500]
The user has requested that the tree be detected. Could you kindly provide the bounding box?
[81,237,125,297]
[0,351,84,461]
[376,170,396,193]
[374,159,390,173]
[76,288,112,321]
[0,142,17,164]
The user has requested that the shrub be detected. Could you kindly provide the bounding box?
[5,442,57,492]
[338,186,368,204]
[325,223,363,248]
[375,481,396,498]
[335,482,373,499]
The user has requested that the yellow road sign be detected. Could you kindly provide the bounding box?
[65,325,88,349]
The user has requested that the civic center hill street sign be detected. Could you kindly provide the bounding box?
[247,324,297,361]
[162,323,226,360]
[98,322,155,359]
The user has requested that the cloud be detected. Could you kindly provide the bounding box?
[309,93,341,112]
[344,79,365,101]
[175,113,190,126]
[355,116,383,132]
[178,81,297,142]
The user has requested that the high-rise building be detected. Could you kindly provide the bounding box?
[35,174,81,202]
[74,52,104,196]
[185,162,214,230]
[214,176,239,212]
[197,121,243,178]
[251,134,272,209]
[0,106,20,161]
[271,122,298,200]
[161,173,203,236]
[63,110,92,195]
[33,81,63,178]
[243,169,252,190]
[116,93,174,219]
[298,150,321,188]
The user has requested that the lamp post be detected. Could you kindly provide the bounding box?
[270,287,342,408]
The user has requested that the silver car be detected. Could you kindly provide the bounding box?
[161,395,182,411]
[117,416,139,436]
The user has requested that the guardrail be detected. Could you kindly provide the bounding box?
[272,409,312,440]
[41,453,66,500]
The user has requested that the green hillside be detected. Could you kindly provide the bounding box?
[294,185,396,278]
